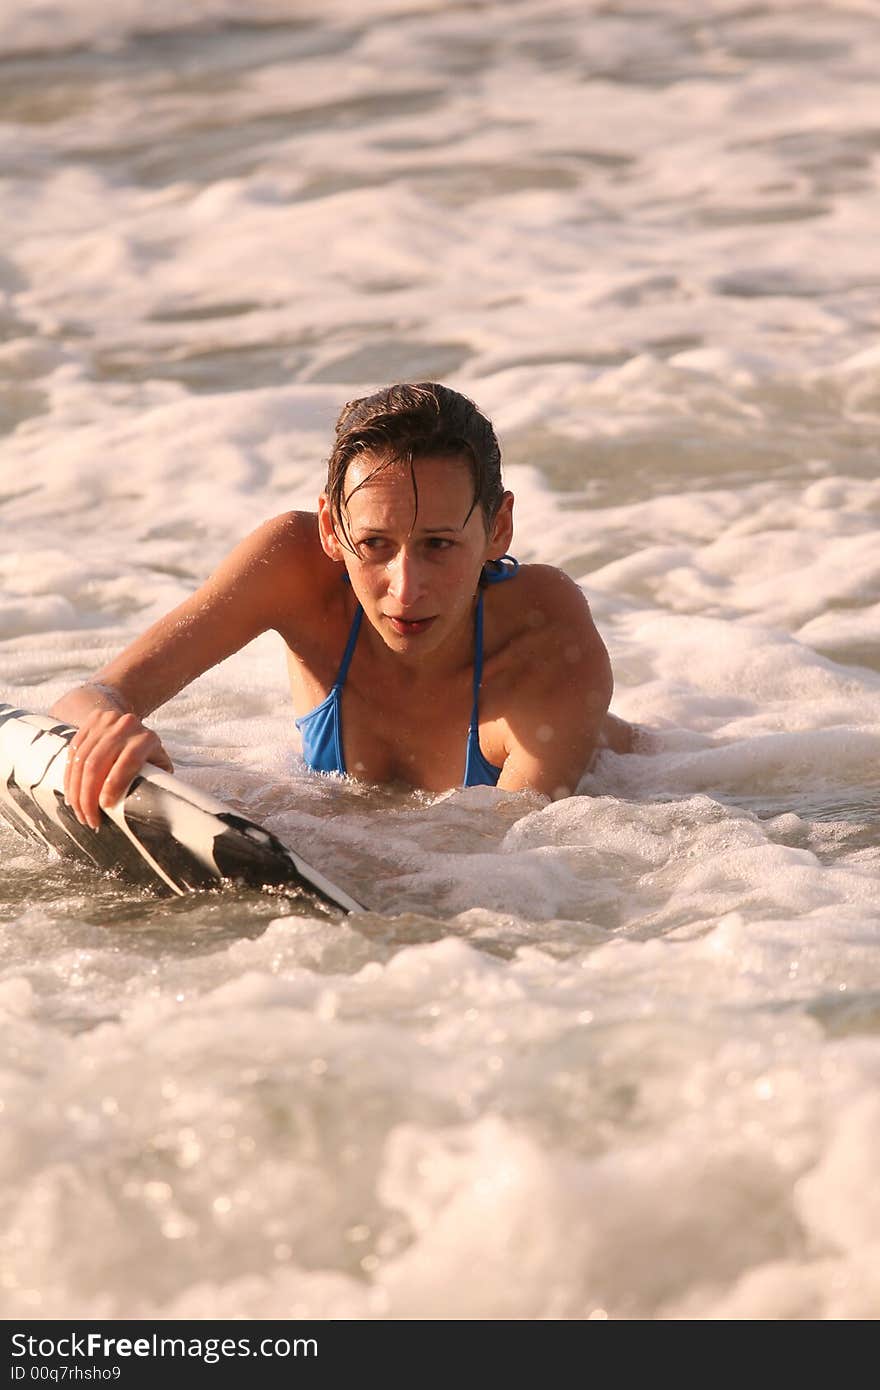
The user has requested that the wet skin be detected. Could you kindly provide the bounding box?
[52,453,621,823]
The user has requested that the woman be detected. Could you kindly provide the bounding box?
[53,382,631,829]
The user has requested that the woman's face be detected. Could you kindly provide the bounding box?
[319,453,513,658]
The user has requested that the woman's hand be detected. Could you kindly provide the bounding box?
[49,513,308,829]
[64,709,174,830]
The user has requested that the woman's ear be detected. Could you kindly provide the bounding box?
[318,494,345,562]
[487,491,514,560]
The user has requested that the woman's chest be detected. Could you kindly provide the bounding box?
[287,641,507,791]
[343,678,478,789]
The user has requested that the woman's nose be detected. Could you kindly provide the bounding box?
[387,548,424,605]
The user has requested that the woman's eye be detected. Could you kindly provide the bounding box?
[426,537,453,551]
[358,537,387,553]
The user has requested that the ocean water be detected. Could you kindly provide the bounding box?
[2,0,879,1320]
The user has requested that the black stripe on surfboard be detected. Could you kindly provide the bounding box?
[119,777,346,903]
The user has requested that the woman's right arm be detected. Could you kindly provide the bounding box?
[51,512,310,829]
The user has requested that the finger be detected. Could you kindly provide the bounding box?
[64,710,120,811]
[65,727,107,825]
[97,734,163,810]
[147,746,174,773]
[64,737,80,799]
[77,739,135,829]
[64,727,95,801]
[64,741,78,801]
[74,718,146,826]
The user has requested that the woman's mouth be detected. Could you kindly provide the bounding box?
[387,615,436,637]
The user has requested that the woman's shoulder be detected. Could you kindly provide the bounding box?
[494,561,597,629]
[210,511,340,628]
[255,509,320,553]
[243,510,333,579]
[489,562,610,695]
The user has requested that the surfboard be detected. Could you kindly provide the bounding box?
[0,704,363,912]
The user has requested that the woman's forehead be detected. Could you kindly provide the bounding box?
[343,453,476,518]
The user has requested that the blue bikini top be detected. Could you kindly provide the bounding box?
[295,555,519,787]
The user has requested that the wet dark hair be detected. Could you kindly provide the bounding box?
[325,382,504,546]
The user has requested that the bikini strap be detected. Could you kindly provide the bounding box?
[333,604,363,688]
[482,554,519,586]
[471,559,517,723]
[470,591,485,731]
